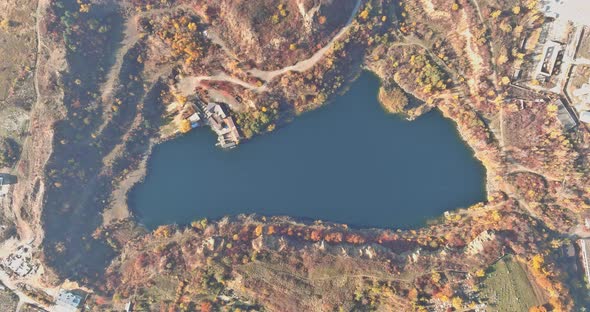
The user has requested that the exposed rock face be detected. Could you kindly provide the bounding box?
[465,230,496,256]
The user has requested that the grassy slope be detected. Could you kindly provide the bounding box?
[480,256,541,312]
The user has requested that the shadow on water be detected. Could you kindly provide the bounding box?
[130,72,487,230]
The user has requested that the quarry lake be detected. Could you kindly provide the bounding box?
[130,73,486,229]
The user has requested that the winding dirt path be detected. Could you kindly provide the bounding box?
[0,3,57,310]
[177,72,268,96]
[9,0,52,247]
[177,0,363,96]
[247,0,363,82]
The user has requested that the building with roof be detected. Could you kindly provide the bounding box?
[3,254,33,277]
[55,289,85,312]
[0,174,16,197]
[204,103,241,148]
[537,41,563,77]
[1,245,37,277]
[555,98,578,130]
[188,112,202,128]
[579,239,590,288]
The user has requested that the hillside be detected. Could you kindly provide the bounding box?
[0,0,588,311]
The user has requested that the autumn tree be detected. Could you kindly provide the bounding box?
[191,218,208,231]
[200,301,213,312]
[179,119,191,133]
[474,269,486,278]
[267,225,276,235]
[529,305,548,312]
[254,225,263,237]
[379,86,409,114]
[154,225,173,238]
[451,296,463,310]
[0,19,10,30]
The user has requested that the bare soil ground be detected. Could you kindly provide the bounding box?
[0,0,41,266]
[3,0,66,253]
[0,0,37,149]
[0,284,19,311]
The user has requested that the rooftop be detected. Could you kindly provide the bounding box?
[0,174,16,185]
[555,98,578,130]
[538,41,563,77]
[56,289,85,311]
[579,238,590,288]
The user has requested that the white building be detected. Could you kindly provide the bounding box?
[537,41,563,77]
[55,289,85,312]
[579,239,590,287]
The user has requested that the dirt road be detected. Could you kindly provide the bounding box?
[177,0,363,96]
[247,0,363,82]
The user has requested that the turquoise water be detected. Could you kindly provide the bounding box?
[129,73,486,229]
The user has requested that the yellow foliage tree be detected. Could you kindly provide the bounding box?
[187,22,197,31]
[451,297,463,309]
[359,8,370,20]
[547,103,558,113]
[179,119,191,133]
[490,210,502,222]
[0,19,9,30]
[531,254,545,271]
[529,305,547,312]
[431,271,441,283]
[254,225,263,237]
[154,225,172,238]
[79,4,91,13]
[512,6,521,14]
[526,0,539,10]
